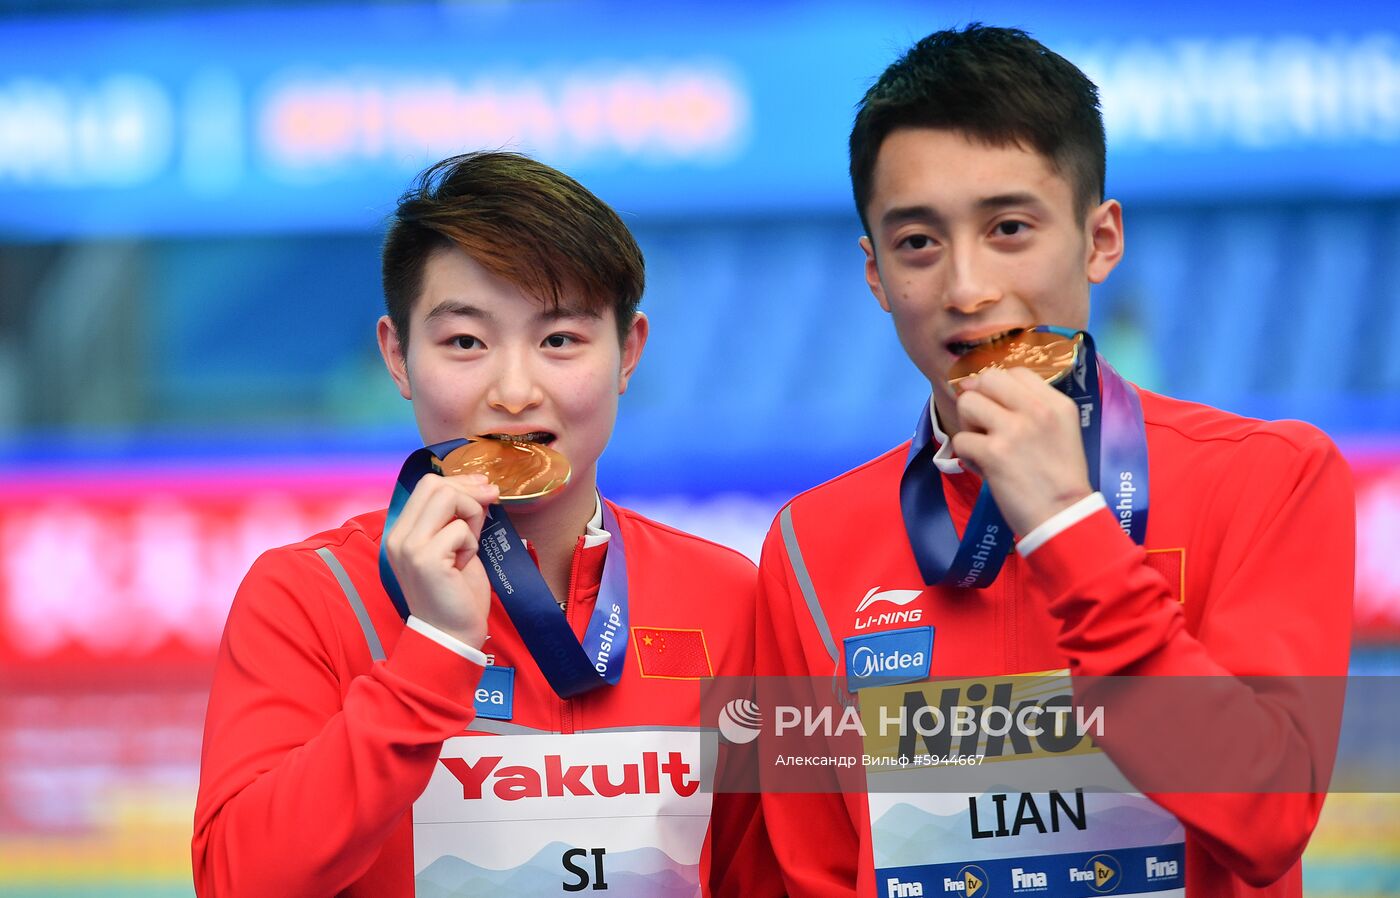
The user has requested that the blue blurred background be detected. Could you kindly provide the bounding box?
[1,1,1398,894]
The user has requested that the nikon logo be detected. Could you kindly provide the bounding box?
[888,679,1102,761]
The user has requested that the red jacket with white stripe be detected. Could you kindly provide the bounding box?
[193,498,777,897]
[756,388,1354,898]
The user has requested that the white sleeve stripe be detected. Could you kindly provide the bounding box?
[406,615,489,667]
[1015,493,1108,557]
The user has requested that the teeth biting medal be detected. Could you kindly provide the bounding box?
[432,435,571,502]
[381,432,625,699]
[947,326,1084,391]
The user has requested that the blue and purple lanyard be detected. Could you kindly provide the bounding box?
[378,438,629,698]
[899,327,1150,588]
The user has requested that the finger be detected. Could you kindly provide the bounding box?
[955,388,1014,435]
[442,474,500,509]
[400,479,484,552]
[440,475,499,537]
[958,366,1043,410]
[423,517,477,571]
[950,430,990,477]
[385,471,448,552]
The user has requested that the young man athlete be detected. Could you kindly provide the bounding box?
[755,25,1353,898]
[193,152,775,897]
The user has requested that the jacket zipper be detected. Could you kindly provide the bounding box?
[559,537,587,735]
[1005,553,1018,673]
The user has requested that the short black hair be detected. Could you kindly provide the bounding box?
[383,151,645,350]
[850,23,1106,232]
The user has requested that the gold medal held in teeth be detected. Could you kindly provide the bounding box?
[433,436,571,502]
[947,328,1083,393]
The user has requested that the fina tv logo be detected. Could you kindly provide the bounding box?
[717,698,762,744]
[1068,854,1121,894]
[940,865,988,896]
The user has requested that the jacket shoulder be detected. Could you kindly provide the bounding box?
[236,510,386,601]
[609,502,757,577]
[780,442,908,517]
[1139,389,1341,458]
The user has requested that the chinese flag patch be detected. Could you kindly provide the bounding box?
[631,627,713,679]
[1144,547,1186,604]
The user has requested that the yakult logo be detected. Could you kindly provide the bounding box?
[440,751,699,801]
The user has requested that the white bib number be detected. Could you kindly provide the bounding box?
[415,730,715,896]
[861,672,1185,898]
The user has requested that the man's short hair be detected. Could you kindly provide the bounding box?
[849,23,1106,232]
[383,151,645,348]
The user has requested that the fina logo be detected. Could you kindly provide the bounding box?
[717,698,762,744]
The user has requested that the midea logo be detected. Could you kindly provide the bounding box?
[851,645,925,678]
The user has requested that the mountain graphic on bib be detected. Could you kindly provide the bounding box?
[418,842,696,897]
[869,798,1182,867]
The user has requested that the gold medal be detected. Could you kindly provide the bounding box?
[433,436,571,502]
[947,328,1083,393]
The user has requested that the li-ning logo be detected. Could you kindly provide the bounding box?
[854,587,924,631]
[718,698,762,744]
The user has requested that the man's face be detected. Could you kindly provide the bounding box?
[860,127,1122,428]
[378,245,646,507]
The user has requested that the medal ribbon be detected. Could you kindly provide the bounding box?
[379,439,628,698]
[899,328,1149,588]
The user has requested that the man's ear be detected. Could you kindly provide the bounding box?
[1086,199,1125,284]
[860,235,892,313]
[618,312,649,394]
[376,315,413,400]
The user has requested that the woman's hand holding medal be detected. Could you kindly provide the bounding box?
[382,472,500,650]
[382,435,572,649]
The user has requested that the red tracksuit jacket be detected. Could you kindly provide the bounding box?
[193,499,778,897]
[756,388,1353,897]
